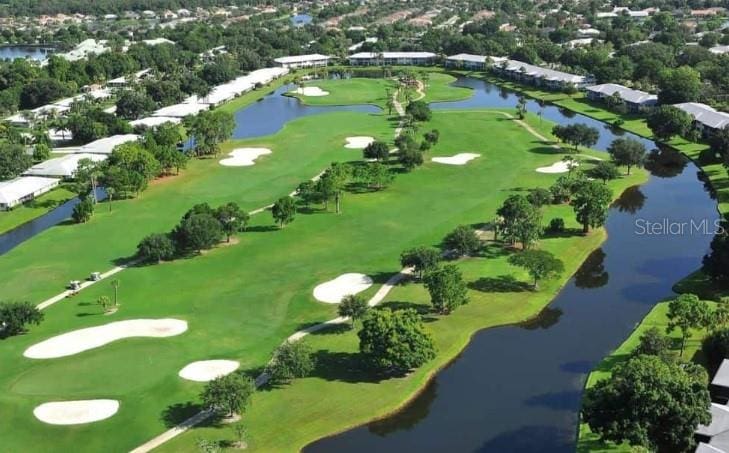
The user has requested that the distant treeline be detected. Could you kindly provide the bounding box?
[0,0,283,17]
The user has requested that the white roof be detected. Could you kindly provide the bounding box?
[500,59,586,84]
[142,38,175,46]
[587,83,657,104]
[130,116,181,128]
[24,154,108,177]
[349,52,437,59]
[0,176,59,205]
[447,53,506,64]
[152,102,210,118]
[674,103,729,130]
[274,54,331,64]
[80,134,139,154]
[710,45,729,54]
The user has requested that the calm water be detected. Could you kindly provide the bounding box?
[291,13,313,27]
[0,45,54,61]
[232,83,380,139]
[0,84,378,255]
[305,77,719,452]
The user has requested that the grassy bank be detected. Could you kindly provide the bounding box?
[288,72,472,109]
[0,185,76,234]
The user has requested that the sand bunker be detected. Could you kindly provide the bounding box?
[24,319,188,359]
[295,86,329,97]
[344,136,375,149]
[34,399,119,425]
[432,153,481,165]
[179,360,240,382]
[219,148,272,167]
[536,161,580,174]
[313,273,373,304]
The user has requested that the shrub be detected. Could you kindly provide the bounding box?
[702,327,729,372]
[548,218,565,233]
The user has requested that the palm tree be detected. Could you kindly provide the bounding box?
[111,279,120,306]
[105,187,116,212]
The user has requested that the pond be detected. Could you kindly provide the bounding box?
[0,45,54,61]
[304,77,719,452]
[291,13,313,27]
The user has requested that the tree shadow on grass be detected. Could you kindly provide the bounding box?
[527,146,562,155]
[245,225,279,233]
[76,312,101,317]
[310,349,386,384]
[161,402,203,428]
[482,243,510,259]
[469,275,531,293]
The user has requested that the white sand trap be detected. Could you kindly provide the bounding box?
[313,273,373,304]
[219,147,272,167]
[536,161,580,174]
[34,399,119,425]
[295,86,329,97]
[24,319,188,359]
[179,360,240,382]
[432,153,481,165]
[344,136,375,149]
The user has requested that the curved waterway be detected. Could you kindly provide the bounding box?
[0,84,378,255]
[305,77,719,452]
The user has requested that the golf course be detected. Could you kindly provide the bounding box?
[0,75,646,452]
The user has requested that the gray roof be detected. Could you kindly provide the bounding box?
[674,103,729,130]
[699,404,729,437]
[499,59,586,84]
[586,83,657,104]
[696,443,726,453]
[349,52,436,59]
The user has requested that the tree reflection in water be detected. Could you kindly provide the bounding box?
[574,248,609,289]
[611,185,646,214]
[644,146,687,178]
[367,379,438,436]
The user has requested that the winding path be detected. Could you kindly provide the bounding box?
[130,84,414,453]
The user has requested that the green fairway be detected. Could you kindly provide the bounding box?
[147,111,641,452]
[0,78,644,452]
[288,73,472,108]
[0,112,393,305]
[0,185,76,234]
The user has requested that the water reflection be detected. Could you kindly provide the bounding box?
[368,379,438,436]
[644,146,688,178]
[574,248,610,289]
[612,185,646,214]
[519,306,564,330]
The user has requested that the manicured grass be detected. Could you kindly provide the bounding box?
[0,77,643,452]
[0,112,393,305]
[150,111,645,453]
[576,300,717,452]
[288,73,472,109]
[0,185,76,234]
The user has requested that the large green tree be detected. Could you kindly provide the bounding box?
[608,137,646,175]
[646,106,693,141]
[657,66,702,104]
[442,225,481,257]
[0,301,43,338]
[186,110,234,157]
[582,355,710,453]
[201,373,255,417]
[272,196,296,228]
[358,308,436,374]
[666,293,711,356]
[265,341,315,385]
[423,264,469,314]
[497,194,543,248]
[508,249,564,289]
[571,180,612,233]
[400,246,441,278]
